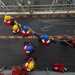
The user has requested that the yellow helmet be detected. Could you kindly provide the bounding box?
[4,16,11,21]
[12,25,19,31]
[28,61,35,71]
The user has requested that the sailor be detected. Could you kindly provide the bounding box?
[12,65,29,75]
[12,66,22,75]
[23,57,35,72]
[72,40,75,47]
[22,26,31,37]
[32,31,56,46]
[12,24,20,34]
[60,39,75,48]
[4,15,17,26]
[41,34,51,46]
[23,42,34,55]
[53,63,67,72]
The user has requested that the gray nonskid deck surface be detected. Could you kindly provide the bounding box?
[0,17,75,36]
[1,70,75,75]
[0,17,75,72]
[0,39,75,72]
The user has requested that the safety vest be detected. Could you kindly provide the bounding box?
[4,18,14,26]
[23,46,31,54]
[12,29,20,34]
[23,62,31,71]
[22,29,30,37]
[12,66,29,75]
[12,70,22,74]
[42,39,50,46]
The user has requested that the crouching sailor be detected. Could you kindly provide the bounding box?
[23,42,34,55]
[23,57,35,72]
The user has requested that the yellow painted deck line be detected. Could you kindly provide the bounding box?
[0,36,75,39]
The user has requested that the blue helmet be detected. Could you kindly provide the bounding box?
[26,46,33,51]
[42,34,49,41]
[23,26,28,31]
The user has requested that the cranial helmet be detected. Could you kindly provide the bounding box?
[23,26,28,31]
[26,46,33,51]
[4,16,11,21]
[42,34,49,41]
[12,25,19,31]
[28,61,35,71]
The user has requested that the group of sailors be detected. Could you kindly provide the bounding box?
[4,15,75,74]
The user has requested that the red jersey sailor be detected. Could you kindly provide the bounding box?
[4,15,17,26]
[41,34,50,46]
[23,42,34,55]
[22,26,32,37]
[12,66,29,75]
[52,63,67,72]
[12,66,22,75]
[72,40,75,47]
[11,57,35,75]
[23,57,35,72]
[12,24,20,34]
[60,39,75,48]
[33,31,56,46]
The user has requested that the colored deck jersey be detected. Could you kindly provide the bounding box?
[4,18,15,26]
[22,29,30,37]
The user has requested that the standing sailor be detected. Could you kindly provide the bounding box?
[12,24,20,34]
[22,26,32,37]
[4,15,17,26]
